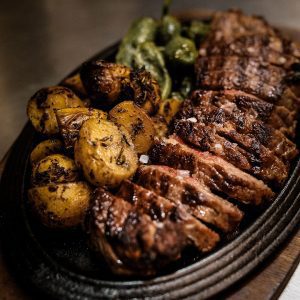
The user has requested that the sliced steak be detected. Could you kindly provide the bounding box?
[187,89,296,138]
[175,93,298,163]
[205,10,300,60]
[173,119,288,185]
[149,138,274,205]
[136,165,243,232]
[199,34,299,69]
[117,180,220,252]
[196,55,285,102]
[87,188,188,275]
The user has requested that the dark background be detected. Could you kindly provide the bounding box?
[1,0,300,158]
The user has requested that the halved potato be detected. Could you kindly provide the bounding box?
[56,107,107,150]
[74,118,138,187]
[80,60,131,107]
[27,86,85,135]
[30,139,63,166]
[28,182,92,228]
[158,98,183,124]
[109,101,155,154]
[152,115,168,138]
[61,73,88,98]
[32,154,79,186]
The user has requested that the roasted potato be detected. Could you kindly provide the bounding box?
[130,68,161,115]
[109,101,155,154]
[28,182,92,228]
[74,118,138,187]
[27,86,85,135]
[32,154,80,186]
[80,60,161,114]
[80,60,131,107]
[30,139,63,166]
[152,115,168,138]
[56,107,107,150]
[158,98,183,124]
[61,73,88,98]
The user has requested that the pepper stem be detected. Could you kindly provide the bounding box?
[162,0,172,17]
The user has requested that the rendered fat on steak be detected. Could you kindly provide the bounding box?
[136,165,243,232]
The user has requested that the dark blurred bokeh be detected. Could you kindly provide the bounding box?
[1,0,300,158]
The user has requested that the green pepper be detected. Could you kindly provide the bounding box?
[116,17,158,66]
[133,41,171,99]
[165,36,197,69]
[157,15,181,45]
[186,20,210,46]
[180,76,193,98]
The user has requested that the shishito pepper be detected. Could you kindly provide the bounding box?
[157,15,181,45]
[185,20,210,46]
[165,35,198,69]
[116,17,158,66]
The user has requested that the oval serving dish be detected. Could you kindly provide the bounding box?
[1,30,300,300]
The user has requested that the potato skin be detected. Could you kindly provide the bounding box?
[109,101,155,154]
[32,154,80,186]
[61,73,88,98]
[27,86,85,135]
[158,98,183,124]
[80,60,161,114]
[30,139,63,166]
[80,60,131,107]
[56,107,107,150]
[74,118,138,187]
[28,182,92,228]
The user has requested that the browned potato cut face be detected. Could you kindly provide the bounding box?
[158,98,183,124]
[32,154,80,186]
[27,86,85,135]
[30,139,63,166]
[28,182,92,228]
[74,118,138,188]
[56,107,107,150]
[151,115,168,138]
[109,101,155,154]
[61,73,88,98]
[80,60,131,107]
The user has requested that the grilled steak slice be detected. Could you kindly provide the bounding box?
[199,34,299,69]
[196,55,285,102]
[175,93,298,162]
[186,89,296,138]
[205,10,300,60]
[136,165,243,232]
[117,180,220,252]
[173,120,288,185]
[87,188,188,275]
[149,138,274,205]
